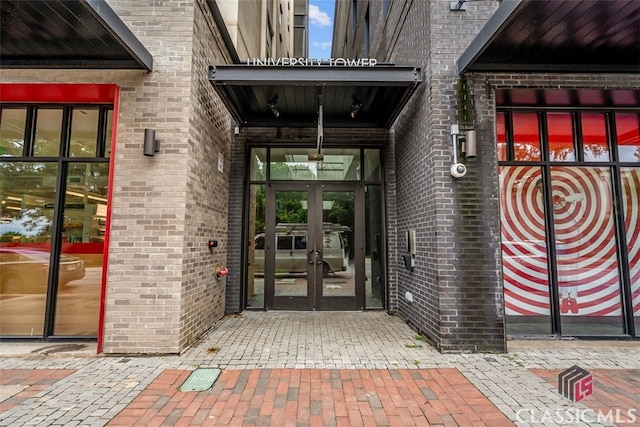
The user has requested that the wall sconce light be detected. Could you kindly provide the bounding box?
[143,129,159,156]
[350,101,362,119]
[464,130,477,158]
[268,95,280,118]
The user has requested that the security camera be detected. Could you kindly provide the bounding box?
[450,163,467,178]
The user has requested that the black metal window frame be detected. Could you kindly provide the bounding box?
[0,103,113,340]
[498,107,640,338]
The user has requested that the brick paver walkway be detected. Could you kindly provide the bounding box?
[107,368,513,427]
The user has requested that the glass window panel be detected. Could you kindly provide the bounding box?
[105,110,114,158]
[69,109,99,157]
[0,108,27,157]
[364,149,381,182]
[550,166,624,335]
[270,148,361,181]
[33,109,63,157]
[499,166,551,334]
[0,162,58,336]
[247,184,266,308]
[616,113,640,163]
[547,113,575,162]
[496,112,506,161]
[582,113,610,162]
[322,191,354,297]
[512,112,541,161]
[274,191,308,296]
[54,163,108,336]
[620,168,640,332]
[365,185,384,308]
[250,148,267,181]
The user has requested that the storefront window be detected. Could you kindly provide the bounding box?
[496,112,506,161]
[498,100,638,337]
[547,113,575,161]
[621,167,640,331]
[33,109,63,157]
[53,163,108,335]
[616,113,640,163]
[0,108,27,157]
[0,96,113,338]
[500,166,551,334]
[581,113,610,162]
[69,109,99,157]
[365,185,383,308]
[512,112,541,161]
[0,162,58,336]
[550,166,624,335]
[364,149,381,182]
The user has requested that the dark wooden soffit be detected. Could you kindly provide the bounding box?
[459,0,640,74]
[0,0,153,70]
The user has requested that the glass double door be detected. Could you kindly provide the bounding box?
[265,183,363,310]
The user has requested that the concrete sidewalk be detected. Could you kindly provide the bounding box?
[1,312,639,426]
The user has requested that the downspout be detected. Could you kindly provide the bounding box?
[206,0,241,64]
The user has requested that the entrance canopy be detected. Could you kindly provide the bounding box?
[0,0,153,71]
[208,65,421,128]
[458,0,640,74]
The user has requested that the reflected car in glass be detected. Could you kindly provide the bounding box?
[0,248,85,294]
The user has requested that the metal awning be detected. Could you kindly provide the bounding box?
[0,0,153,71]
[459,0,640,74]
[208,65,422,128]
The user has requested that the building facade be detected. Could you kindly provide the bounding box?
[0,0,638,354]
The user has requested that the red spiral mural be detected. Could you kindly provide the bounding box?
[501,166,639,317]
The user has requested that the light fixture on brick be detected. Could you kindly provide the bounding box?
[143,128,159,156]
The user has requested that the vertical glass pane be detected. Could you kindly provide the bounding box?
[54,163,108,336]
[616,113,640,163]
[582,113,610,162]
[496,112,506,161]
[499,166,551,334]
[105,110,113,158]
[364,149,381,182]
[512,112,541,161]
[69,109,98,157]
[547,113,575,161]
[620,167,640,332]
[0,108,27,157]
[247,184,266,308]
[33,109,63,157]
[250,148,267,181]
[270,148,361,181]
[551,166,624,335]
[365,185,383,308]
[0,162,58,336]
[322,191,354,297]
[274,191,308,296]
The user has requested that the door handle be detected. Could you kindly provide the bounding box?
[315,250,323,265]
[308,250,315,264]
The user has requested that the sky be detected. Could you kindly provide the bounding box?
[308,0,335,59]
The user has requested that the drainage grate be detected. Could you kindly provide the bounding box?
[179,368,221,392]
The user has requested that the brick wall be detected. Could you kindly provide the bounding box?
[0,0,233,354]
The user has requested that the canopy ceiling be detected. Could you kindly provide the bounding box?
[208,65,422,128]
[0,0,152,70]
[459,0,640,74]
